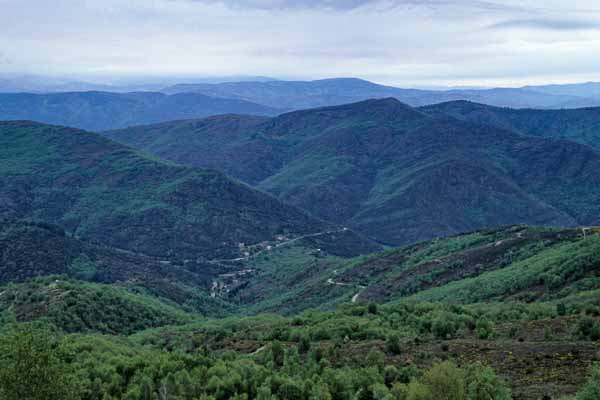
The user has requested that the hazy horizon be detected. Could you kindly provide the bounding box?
[2,0,600,88]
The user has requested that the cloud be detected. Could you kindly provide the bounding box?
[2,0,600,86]
[491,18,600,31]
[180,0,517,11]
[0,51,11,65]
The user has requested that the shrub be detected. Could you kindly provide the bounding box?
[368,303,379,315]
[299,334,311,353]
[465,362,512,400]
[432,313,458,339]
[271,341,284,367]
[422,361,465,400]
[575,317,596,339]
[385,333,402,355]
[591,324,600,342]
[406,380,432,400]
[278,381,304,400]
[475,319,494,340]
[574,366,600,400]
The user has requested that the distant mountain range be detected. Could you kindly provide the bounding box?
[0,74,277,93]
[105,98,600,246]
[0,91,280,131]
[3,78,600,132]
[0,120,378,260]
[161,78,600,110]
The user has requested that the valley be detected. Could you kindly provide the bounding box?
[4,1,600,398]
[1,86,600,400]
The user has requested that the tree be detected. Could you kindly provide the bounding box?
[271,341,284,367]
[385,333,402,355]
[299,334,311,353]
[464,363,511,400]
[309,379,332,400]
[406,380,432,400]
[575,366,600,400]
[422,361,465,400]
[475,319,493,340]
[432,313,458,339]
[278,381,304,400]
[366,349,385,372]
[0,324,79,400]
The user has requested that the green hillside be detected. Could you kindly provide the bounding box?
[1,225,599,399]
[420,100,600,150]
[212,225,600,315]
[0,219,237,317]
[0,121,379,260]
[105,99,600,246]
[0,277,196,334]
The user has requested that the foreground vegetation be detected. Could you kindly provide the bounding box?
[1,292,599,399]
[1,225,599,398]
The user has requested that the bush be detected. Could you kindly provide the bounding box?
[475,319,494,340]
[432,313,458,339]
[575,317,596,339]
[591,324,600,342]
[368,303,379,315]
[574,366,600,400]
[299,334,311,353]
[406,380,431,400]
[465,362,512,400]
[278,381,303,400]
[385,333,402,355]
[422,361,465,400]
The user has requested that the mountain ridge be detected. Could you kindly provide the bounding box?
[0,91,282,131]
[0,120,378,261]
[161,77,600,110]
[105,98,600,246]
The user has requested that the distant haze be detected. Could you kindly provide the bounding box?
[2,0,600,87]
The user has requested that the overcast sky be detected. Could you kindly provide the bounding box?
[1,0,600,87]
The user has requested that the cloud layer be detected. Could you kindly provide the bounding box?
[1,0,600,86]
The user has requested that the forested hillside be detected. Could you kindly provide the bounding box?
[105,98,600,246]
[1,226,599,400]
[0,121,378,260]
[421,101,600,150]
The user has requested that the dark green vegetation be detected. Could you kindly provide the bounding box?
[1,225,599,399]
[421,101,600,150]
[0,121,380,260]
[0,219,237,319]
[105,98,600,246]
[3,96,600,399]
[161,77,600,109]
[0,91,280,130]
[224,226,600,315]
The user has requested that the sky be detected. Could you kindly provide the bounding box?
[1,0,600,87]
